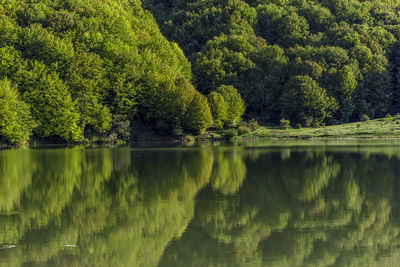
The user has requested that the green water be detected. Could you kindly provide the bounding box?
[1,141,400,266]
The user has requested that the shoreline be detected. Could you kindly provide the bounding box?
[4,135,400,150]
[4,116,400,149]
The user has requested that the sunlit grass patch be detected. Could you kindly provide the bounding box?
[250,116,400,139]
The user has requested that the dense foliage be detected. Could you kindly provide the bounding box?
[4,0,400,143]
[144,0,400,125]
[0,0,213,144]
[0,79,35,144]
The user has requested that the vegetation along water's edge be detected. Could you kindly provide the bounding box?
[245,114,400,140]
[5,115,400,149]
[4,0,400,146]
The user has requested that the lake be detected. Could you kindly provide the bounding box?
[1,140,400,266]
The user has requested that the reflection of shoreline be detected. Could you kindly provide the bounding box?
[162,149,400,266]
[0,148,214,266]
[0,147,400,266]
[0,245,17,250]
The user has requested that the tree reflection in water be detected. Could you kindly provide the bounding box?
[0,145,400,266]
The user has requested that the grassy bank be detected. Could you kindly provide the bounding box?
[242,116,400,139]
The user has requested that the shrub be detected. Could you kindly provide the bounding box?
[360,114,370,121]
[385,114,392,119]
[280,118,290,129]
[223,128,238,139]
[238,121,249,127]
[304,117,314,127]
[238,125,252,135]
[249,118,259,131]
[111,114,130,141]
[106,132,118,144]
[173,125,184,137]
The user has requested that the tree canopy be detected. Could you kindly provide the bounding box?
[4,0,400,143]
[144,0,400,125]
[0,0,215,143]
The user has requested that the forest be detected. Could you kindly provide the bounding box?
[2,0,400,144]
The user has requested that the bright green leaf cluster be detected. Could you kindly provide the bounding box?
[0,79,36,144]
[208,91,228,129]
[0,0,212,143]
[216,85,245,127]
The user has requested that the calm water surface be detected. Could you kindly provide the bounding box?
[1,141,400,266]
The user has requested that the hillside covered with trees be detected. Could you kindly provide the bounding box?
[0,0,218,144]
[2,0,400,144]
[144,0,400,124]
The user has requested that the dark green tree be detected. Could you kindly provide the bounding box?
[280,75,338,126]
